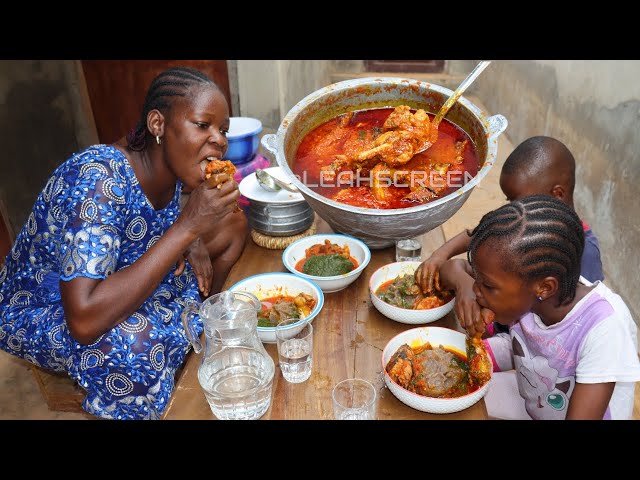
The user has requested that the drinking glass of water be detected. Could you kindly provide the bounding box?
[275,318,313,383]
[395,237,422,262]
[332,378,377,420]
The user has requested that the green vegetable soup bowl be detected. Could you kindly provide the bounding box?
[282,234,371,293]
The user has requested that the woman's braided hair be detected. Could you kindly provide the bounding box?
[468,195,585,306]
[126,67,218,151]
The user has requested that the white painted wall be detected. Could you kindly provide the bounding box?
[236,60,332,130]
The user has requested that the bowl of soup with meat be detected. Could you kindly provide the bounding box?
[261,77,508,249]
[229,272,324,343]
[369,261,455,324]
[382,326,492,414]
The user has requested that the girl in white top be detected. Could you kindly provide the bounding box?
[437,195,640,419]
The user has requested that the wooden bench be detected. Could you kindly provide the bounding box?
[29,365,86,413]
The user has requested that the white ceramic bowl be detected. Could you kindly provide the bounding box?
[382,326,492,414]
[282,234,371,293]
[228,272,324,343]
[369,261,455,324]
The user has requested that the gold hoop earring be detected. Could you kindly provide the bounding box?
[156,135,161,145]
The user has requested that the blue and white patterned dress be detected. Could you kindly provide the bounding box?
[0,145,202,419]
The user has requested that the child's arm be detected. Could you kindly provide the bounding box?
[566,383,616,419]
[415,230,471,293]
[438,258,495,338]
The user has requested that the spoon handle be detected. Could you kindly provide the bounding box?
[433,60,491,128]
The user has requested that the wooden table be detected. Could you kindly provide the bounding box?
[162,218,488,420]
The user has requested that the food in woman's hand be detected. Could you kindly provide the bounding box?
[205,159,236,188]
[294,239,359,277]
[376,273,453,310]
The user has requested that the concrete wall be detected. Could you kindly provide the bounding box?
[236,60,333,130]
[470,60,640,325]
[0,60,95,233]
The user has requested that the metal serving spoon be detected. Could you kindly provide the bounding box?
[255,168,299,193]
[416,60,492,154]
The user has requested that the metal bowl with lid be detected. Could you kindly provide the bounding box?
[239,167,314,237]
[261,77,508,248]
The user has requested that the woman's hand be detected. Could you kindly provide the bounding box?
[177,176,240,238]
[175,237,213,296]
[414,252,447,293]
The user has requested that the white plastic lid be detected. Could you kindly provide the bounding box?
[228,117,262,138]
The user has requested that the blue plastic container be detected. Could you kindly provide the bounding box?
[226,117,263,165]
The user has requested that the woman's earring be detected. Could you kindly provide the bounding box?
[156,135,161,145]
[537,296,543,301]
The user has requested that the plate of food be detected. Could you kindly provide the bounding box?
[228,272,324,343]
[369,261,455,324]
[382,326,492,414]
[282,234,371,292]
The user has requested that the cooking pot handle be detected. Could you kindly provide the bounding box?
[487,114,508,139]
[261,134,277,157]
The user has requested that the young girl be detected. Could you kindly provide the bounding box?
[438,195,640,419]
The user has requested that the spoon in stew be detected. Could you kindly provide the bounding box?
[416,60,492,154]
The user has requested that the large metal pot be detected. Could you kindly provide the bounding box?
[261,77,508,248]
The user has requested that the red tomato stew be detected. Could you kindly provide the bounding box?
[292,107,479,209]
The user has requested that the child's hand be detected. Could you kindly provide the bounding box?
[414,253,447,293]
[453,277,495,337]
[175,237,213,297]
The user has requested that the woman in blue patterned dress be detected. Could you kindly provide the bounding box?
[0,67,247,419]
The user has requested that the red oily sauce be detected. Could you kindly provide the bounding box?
[292,107,479,209]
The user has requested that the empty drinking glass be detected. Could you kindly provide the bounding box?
[275,319,313,383]
[332,378,377,420]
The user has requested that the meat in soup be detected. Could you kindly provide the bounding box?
[293,107,479,209]
[376,274,453,310]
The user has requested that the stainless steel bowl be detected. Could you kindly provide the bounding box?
[261,77,508,248]
[248,201,314,237]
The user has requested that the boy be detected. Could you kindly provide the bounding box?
[415,135,604,293]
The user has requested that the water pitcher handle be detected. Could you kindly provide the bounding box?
[180,299,203,354]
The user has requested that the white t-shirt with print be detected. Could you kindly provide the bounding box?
[485,278,640,420]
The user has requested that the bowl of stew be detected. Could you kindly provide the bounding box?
[228,272,324,343]
[369,261,455,324]
[282,234,371,293]
[382,326,492,414]
[261,77,508,249]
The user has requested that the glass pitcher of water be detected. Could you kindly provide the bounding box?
[181,291,275,420]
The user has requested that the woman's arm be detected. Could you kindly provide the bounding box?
[60,179,240,344]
